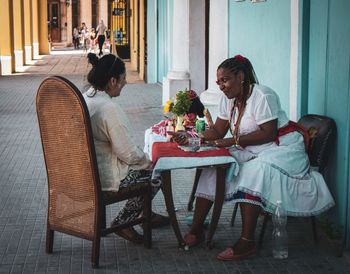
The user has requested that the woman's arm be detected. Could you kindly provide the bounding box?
[172,117,229,145]
[212,119,278,147]
[201,117,229,141]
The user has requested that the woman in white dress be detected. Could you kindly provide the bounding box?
[173,55,334,260]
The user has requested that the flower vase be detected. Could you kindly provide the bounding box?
[175,115,185,132]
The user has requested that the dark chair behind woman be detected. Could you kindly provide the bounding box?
[36,76,152,268]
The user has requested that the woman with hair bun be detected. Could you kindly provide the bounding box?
[83,53,169,244]
[173,55,334,260]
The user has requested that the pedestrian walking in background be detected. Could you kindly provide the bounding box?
[73,27,80,49]
[96,20,107,56]
[89,28,96,52]
[80,22,89,52]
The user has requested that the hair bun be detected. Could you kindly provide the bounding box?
[233,54,246,63]
[87,53,99,67]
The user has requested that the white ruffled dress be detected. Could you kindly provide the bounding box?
[196,85,335,216]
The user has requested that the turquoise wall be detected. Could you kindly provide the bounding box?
[157,0,169,83]
[228,0,291,114]
[229,0,350,247]
[308,0,350,246]
[147,0,173,84]
[157,0,173,83]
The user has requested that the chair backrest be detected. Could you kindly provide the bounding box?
[298,114,337,173]
[36,76,101,239]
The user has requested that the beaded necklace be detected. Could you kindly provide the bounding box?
[228,84,254,145]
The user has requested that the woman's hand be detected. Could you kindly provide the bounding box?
[172,132,189,145]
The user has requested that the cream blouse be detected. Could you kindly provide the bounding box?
[83,88,151,191]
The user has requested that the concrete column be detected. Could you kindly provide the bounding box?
[98,0,108,27]
[130,0,138,70]
[66,3,72,45]
[80,0,92,29]
[12,0,24,70]
[31,0,39,59]
[189,0,206,95]
[38,0,50,54]
[162,0,190,105]
[23,0,33,64]
[200,0,228,111]
[0,0,13,75]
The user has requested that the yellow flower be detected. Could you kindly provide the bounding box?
[163,100,173,113]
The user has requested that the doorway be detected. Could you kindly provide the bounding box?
[112,0,131,59]
[48,1,61,42]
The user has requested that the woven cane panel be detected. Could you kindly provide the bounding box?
[37,78,97,238]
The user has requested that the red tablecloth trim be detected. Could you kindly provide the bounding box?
[152,142,231,164]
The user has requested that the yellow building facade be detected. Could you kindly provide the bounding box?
[0,0,49,75]
[1,0,146,80]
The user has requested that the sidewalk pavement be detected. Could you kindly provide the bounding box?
[0,49,349,273]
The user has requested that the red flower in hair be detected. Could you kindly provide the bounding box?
[234,54,246,63]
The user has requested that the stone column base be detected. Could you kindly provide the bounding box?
[162,77,190,106]
[32,43,39,59]
[200,88,222,122]
[162,71,190,105]
[0,55,12,75]
[14,50,24,70]
[200,88,222,106]
[24,46,32,64]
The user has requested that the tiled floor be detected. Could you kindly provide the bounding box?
[0,50,349,273]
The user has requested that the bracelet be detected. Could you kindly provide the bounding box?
[233,135,239,146]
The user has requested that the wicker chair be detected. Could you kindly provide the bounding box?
[36,76,152,268]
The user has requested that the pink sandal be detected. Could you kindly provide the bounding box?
[217,238,256,261]
[184,232,204,247]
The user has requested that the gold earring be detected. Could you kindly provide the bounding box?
[241,80,244,85]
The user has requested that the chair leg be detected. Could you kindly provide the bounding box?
[46,225,54,254]
[101,205,107,230]
[230,203,239,227]
[258,213,269,247]
[311,216,318,244]
[187,169,202,211]
[92,235,101,268]
[143,186,152,248]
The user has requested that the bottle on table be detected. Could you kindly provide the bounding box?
[195,118,206,134]
[272,200,288,259]
[166,121,175,141]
